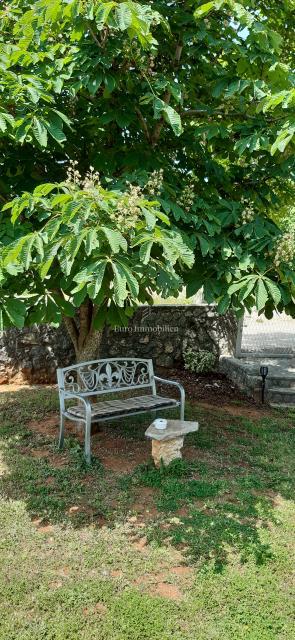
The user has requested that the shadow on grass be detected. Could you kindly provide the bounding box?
[0,386,294,570]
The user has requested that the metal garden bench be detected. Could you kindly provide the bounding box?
[57,358,185,463]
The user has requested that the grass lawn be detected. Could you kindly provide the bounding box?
[0,386,294,639]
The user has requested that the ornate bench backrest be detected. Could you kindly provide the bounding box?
[57,358,155,396]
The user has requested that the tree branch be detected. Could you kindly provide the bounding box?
[135,107,151,142]
[150,42,183,148]
[181,109,256,120]
[78,300,92,351]
[87,22,109,48]
[151,89,171,148]
[62,316,79,353]
[88,22,102,47]
[181,109,285,122]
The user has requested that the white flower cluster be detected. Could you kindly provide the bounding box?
[274,231,295,268]
[82,166,101,190]
[65,160,82,186]
[110,183,143,230]
[179,182,195,212]
[64,162,146,232]
[145,169,164,196]
[65,161,101,190]
[241,197,256,224]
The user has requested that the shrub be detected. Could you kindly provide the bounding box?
[183,347,216,373]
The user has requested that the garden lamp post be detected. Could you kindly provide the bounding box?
[260,366,269,404]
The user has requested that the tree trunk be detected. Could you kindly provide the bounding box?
[63,314,103,435]
[62,300,103,364]
[75,330,103,363]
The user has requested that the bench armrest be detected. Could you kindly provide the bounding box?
[154,376,185,418]
[59,391,92,418]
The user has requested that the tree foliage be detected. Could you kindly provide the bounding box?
[0,0,295,351]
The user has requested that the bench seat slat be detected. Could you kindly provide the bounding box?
[67,395,178,419]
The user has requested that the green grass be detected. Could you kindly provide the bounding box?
[0,387,294,639]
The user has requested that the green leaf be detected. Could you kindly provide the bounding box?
[51,109,72,127]
[1,201,13,212]
[116,3,132,30]
[265,279,281,306]
[51,293,76,317]
[116,260,139,298]
[143,207,156,230]
[86,261,107,299]
[103,74,116,96]
[19,233,36,269]
[39,239,63,278]
[199,235,211,257]
[256,278,268,311]
[39,257,54,279]
[27,86,40,104]
[112,262,128,305]
[5,298,26,328]
[84,229,100,256]
[239,278,257,301]
[1,112,14,128]
[271,128,295,155]
[34,234,44,259]
[50,194,71,207]
[101,227,127,253]
[33,183,57,196]
[0,114,7,132]
[194,1,223,20]
[45,119,66,144]
[95,2,116,29]
[228,277,255,295]
[59,233,86,275]
[87,73,103,96]
[32,117,48,147]
[154,99,183,136]
[3,236,29,267]
[139,241,153,264]
[10,196,30,224]
[162,104,183,137]
[43,217,62,240]
[228,1,254,27]
[217,294,230,314]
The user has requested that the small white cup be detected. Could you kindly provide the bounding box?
[153,418,167,430]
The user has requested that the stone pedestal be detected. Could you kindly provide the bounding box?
[152,437,184,468]
[145,419,199,468]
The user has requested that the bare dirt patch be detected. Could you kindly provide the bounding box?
[153,582,183,600]
[199,402,271,420]
[92,432,149,472]
[36,524,54,534]
[29,414,60,437]
[132,562,193,600]
[131,487,159,519]
[171,565,193,577]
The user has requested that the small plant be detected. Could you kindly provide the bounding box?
[183,347,216,373]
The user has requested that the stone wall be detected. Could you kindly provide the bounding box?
[0,305,237,384]
[0,324,75,385]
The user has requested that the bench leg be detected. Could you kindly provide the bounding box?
[58,413,65,449]
[84,411,92,464]
[180,401,185,421]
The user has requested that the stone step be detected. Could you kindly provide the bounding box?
[267,376,295,389]
[270,403,295,409]
[267,387,295,405]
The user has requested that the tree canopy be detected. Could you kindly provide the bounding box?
[0,1,295,354]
